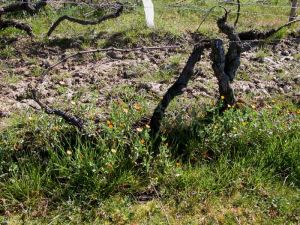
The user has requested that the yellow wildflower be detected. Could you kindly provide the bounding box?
[136,127,143,132]
[52,126,60,131]
[133,103,142,111]
[66,150,72,156]
[107,120,113,128]
[107,163,113,169]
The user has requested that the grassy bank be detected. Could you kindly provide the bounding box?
[0,98,299,224]
[0,0,300,224]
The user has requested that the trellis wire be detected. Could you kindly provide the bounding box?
[0,0,298,18]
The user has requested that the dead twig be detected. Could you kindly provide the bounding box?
[234,0,240,27]
[47,2,123,37]
[194,6,228,32]
[31,90,84,130]
[32,45,180,131]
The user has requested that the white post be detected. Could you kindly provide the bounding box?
[289,0,298,21]
[142,0,155,28]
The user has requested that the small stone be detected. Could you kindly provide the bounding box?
[264,57,276,64]
[281,50,289,56]
[278,88,284,94]
[123,71,138,79]
[0,111,10,118]
[106,51,123,59]
[260,89,270,96]
[140,54,149,61]
[149,57,159,64]
[282,56,293,61]
[293,75,300,84]
[283,85,292,93]
[153,54,161,59]
[24,70,30,76]
[257,57,264,63]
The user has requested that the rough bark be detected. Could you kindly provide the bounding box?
[210,12,241,109]
[150,41,210,137]
[217,13,241,81]
[238,18,300,40]
[210,39,235,109]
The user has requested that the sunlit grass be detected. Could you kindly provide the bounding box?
[0,0,299,224]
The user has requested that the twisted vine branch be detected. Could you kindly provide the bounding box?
[47,2,124,36]
[0,0,48,36]
[211,11,241,109]
[31,90,85,130]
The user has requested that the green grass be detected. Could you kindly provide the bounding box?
[0,98,299,224]
[1,0,298,46]
[0,0,300,224]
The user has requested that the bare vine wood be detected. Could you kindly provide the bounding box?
[195,5,227,32]
[211,11,241,109]
[0,19,33,36]
[0,0,48,36]
[217,11,242,82]
[149,41,210,138]
[30,45,180,131]
[31,90,85,130]
[47,2,124,36]
[211,39,236,109]
[0,0,48,15]
[234,0,241,27]
[238,18,300,40]
[150,11,241,138]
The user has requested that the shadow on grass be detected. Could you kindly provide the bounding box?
[47,36,85,49]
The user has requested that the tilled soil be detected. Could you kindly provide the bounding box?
[0,36,299,122]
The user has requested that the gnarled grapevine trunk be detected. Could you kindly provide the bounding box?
[211,12,242,110]
[150,41,210,138]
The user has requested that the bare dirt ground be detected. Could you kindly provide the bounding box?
[0,35,299,121]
